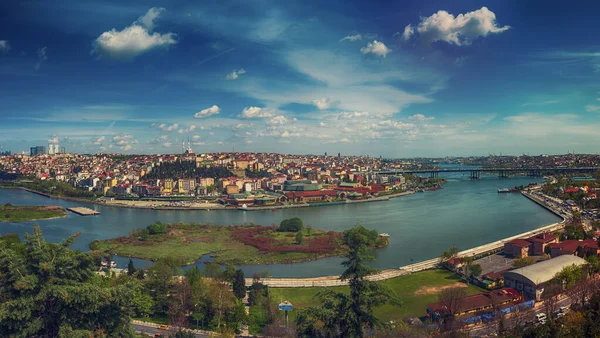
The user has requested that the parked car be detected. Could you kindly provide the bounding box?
[158,324,169,330]
[536,313,547,324]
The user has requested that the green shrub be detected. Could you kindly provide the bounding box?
[147,222,167,235]
[278,217,303,232]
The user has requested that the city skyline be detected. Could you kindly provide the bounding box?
[1,1,599,157]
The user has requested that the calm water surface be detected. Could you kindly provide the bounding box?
[0,173,560,277]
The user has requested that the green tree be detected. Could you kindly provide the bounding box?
[172,329,196,338]
[468,263,482,277]
[203,262,223,279]
[127,258,136,276]
[147,221,167,235]
[555,264,585,289]
[232,269,246,300]
[297,225,399,337]
[296,230,304,244]
[0,224,135,337]
[279,217,304,232]
[186,266,203,286]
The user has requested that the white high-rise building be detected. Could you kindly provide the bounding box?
[48,144,59,155]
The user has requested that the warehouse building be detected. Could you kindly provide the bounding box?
[503,255,586,300]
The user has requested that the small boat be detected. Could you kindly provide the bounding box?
[100,261,117,268]
[498,188,510,193]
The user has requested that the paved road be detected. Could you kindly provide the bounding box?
[468,296,573,337]
[133,323,210,338]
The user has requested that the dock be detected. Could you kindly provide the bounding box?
[67,207,100,216]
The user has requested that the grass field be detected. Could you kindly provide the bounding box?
[0,205,67,222]
[269,269,484,322]
[92,223,347,266]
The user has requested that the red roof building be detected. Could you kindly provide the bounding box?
[548,239,599,258]
[504,239,532,258]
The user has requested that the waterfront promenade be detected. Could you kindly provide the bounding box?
[246,189,567,288]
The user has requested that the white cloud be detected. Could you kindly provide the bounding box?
[225,68,246,80]
[413,7,509,46]
[240,106,274,118]
[112,134,134,142]
[92,136,106,145]
[120,144,132,151]
[340,34,362,42]
[192,135,201,140]
[194,105,221,118]
[92,8,176,60]
[324,138,351,144]
[267,115,292,126]
[232,123,252,130]
[360,40,391,57]
[0,40,10,53]
[585,105,600,112]
[34,47,47,71]
[47,135,59,144]
[319,122,326,127]
[311,98,338,110]
[152,123,179,132]
[163,142,172,147]
[178,124,196,134]
[408,113,435,121]
[138,7,165,31]
[280,130,300,138]
[402,25,414,41]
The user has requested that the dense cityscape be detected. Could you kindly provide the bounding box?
[4,0,600,337]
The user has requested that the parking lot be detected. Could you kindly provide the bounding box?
[474,253,545,276]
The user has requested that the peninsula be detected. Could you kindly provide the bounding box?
[90,218,389,266]
[0,204,67,222]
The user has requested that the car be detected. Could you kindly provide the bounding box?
[554,312,565,318]
[535,313,547,323]
[158,324,169,330]
[559,306,569,313]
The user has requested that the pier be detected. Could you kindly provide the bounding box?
[67,207,100,216]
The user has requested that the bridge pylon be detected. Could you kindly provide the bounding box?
[469,170,480,180]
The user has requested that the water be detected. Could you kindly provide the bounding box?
[0,173,560,277]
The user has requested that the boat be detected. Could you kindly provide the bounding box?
[498,187,521,193]
[100,261,117,268]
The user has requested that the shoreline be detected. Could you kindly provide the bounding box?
[95,190,417,211]
[2,186,418,212]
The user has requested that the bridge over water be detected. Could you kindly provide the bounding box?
[366,167,600,180]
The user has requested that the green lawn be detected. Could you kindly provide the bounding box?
[0,205,66,222]
[269,269,484,322]
[93,224,345,266]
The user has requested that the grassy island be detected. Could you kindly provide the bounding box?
[0,204,67,222]
[91,219,388,266]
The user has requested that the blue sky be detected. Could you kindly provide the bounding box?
[1,0,599,157]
